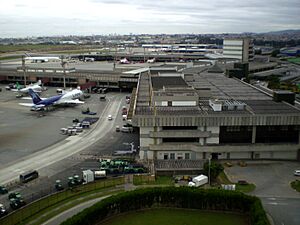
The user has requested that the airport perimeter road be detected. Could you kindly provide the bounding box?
[0,94,124,185]
[41,195,111,225]
[226,161,300,225]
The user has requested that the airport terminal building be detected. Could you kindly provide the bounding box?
[132,66,300,162]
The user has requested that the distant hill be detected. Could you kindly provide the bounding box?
[261,29,300,35]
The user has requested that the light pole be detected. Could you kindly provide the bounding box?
[22,55,26,86]
[60,55,67,89]
[208,156,211,186]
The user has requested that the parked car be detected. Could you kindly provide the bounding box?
[294,170,300,176]
[116,126,120,132]
[108,115,113,120]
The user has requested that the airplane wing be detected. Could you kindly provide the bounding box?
[19,103,45,108]
[58,99,85,105]
[10,89,20,92]
[21,97,47,100]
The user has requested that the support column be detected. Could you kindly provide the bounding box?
[252,126,256,144]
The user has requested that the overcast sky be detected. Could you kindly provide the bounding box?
[0,0,299,38]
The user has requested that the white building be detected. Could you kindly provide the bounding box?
[223,38,254,62]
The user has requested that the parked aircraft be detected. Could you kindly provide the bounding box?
[119,58,130,64]
[11,80,43,93]
[25,53,60,63]
[19,88,84,110]
[147,58,156,63]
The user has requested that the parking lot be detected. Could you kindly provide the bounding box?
[225,161,300,225]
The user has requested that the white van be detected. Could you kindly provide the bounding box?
[294,170,300,176]
[121,126,133,133]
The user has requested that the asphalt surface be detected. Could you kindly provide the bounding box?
[226,161,300,225]
[0,91,124,184]
[0,87,139,216]
[0,85,105,167]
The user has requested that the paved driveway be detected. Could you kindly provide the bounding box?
[225,161,300,225]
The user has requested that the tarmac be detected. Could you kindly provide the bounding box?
[0,85,106,168]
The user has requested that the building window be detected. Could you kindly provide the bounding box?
[226,126,240,132]
[163,153,168,160]
[177,153,183,160]
[170,153,175,160]
[185,153,190,160]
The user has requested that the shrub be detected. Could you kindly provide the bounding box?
[61,187,269,225]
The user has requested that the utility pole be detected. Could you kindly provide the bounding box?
[208,155,212,186]
[113,46,117,71]
[22,55,26,86]
[60,55,66,89]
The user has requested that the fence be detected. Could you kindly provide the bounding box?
[0,177,124,225]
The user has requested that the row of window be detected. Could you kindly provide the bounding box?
[163,152,190,160]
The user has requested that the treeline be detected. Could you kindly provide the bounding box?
[61,187,269,225]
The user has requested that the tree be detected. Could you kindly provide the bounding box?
[203,161,224,181]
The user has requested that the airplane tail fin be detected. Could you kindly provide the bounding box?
[36,80,42,85]
[28,88,42,104]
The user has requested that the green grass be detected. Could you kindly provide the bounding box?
[23,189,122,225]
[217,171,232,184]
[291,180,300,192]
[0,178,124,225]
[217,171,256,193]
[100,208,249,225]
[287,57,300,64]
[0,55,22,61]
[236,183,256,193]
[133,175,173,186]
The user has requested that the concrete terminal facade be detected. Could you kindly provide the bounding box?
[132,66,300,162]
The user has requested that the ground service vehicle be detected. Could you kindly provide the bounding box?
[55,180,64,191]
[20,170,39,183]
[191,175,208,187]
[10,198,26,210]
[0,204,7,218]
[94,170,107,179]
[0,186,8,194]
[82,170,94,184]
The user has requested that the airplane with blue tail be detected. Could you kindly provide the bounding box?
[19,88,84,110]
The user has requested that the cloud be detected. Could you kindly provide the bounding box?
[0,0,299,37]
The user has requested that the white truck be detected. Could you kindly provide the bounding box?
[94,170,107,179]
[191,174,208,187]
[82,170,94,184]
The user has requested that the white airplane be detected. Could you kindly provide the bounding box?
[19,88,84,110]
[119,58,130,64]
[11,80,43,93]
[147,58,156,63]
[25,54,60,63]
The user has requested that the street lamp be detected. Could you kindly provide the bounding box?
[60,55,67,89]
[22,55,26,86]
[208,154,212,186]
